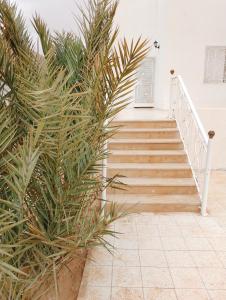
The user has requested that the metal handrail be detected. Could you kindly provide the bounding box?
[170,70,215,216]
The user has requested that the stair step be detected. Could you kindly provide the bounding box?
[108,139,183,150]
[111,120,177,129]
[107,118,199,213]
[107,194,200,213]
[109,150,187,163]
[108,177,197,195]
[107,163,192,178]
[113,128,180,139]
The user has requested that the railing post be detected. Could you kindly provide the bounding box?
[169,69,175,119]
[201,130,215,216]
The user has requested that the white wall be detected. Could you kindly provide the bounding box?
[116,0,226,108]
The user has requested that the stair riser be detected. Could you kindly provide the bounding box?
[108,169,192,178]
[108,143,184,150]
[113,131,179,139]
[108,186,197,195]
[108,155,187,163]
[106,203,199,213]
[111,121,177,129]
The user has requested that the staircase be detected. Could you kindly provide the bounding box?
[107,120,200,213]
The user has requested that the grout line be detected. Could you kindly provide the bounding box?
[196,266,211,297]
[157,222,179,300]
[110,225,115,300]
[135,216,145,300]
[206,289,213,300]
[175,218,212,296]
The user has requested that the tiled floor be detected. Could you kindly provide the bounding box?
[78,171,226,300]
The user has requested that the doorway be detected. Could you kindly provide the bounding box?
[134,57,155,108]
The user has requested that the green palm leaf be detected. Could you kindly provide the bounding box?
[0,0,149,298]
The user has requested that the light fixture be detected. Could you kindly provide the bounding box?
[154,40,160,49]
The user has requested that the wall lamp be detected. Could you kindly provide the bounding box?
[154,40,160,49]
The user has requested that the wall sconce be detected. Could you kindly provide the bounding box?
[154,40,160,49]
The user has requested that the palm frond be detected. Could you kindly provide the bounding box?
[0,0,149,298]
[32,13,53,56]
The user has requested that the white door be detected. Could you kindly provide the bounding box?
[134,57,155,107]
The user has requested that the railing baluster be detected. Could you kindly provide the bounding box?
[170,71,215,215]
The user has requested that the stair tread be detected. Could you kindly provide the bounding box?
[110,150,186,155]
[118,128,178,132]
[120,177,196,186]
[107,194,200,205]
[108,163,191,170]
[112,120,175,123]
[109,138,182,144]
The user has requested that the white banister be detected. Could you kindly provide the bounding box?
[170,70,215,216]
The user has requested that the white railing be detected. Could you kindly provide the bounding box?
[170,71,215,216]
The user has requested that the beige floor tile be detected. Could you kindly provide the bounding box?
[184,237,212,251]
[180,225,204,237]
[201,225,225,237]
[214,216,226,227]
[114,235,138,250]
[104,234,115,246]
[217,251,226,267]
[199,267,226,289]
[115,223,137,235]
[170,268,204,288]
[139,250,167,267]
[175,289,209,300]
[195,216,219,227]
[115,214,137,224]
[174,214,197,225]
[190,251,222,267]
[143,288,177,300]
[113,249,140,267]
[208,237,226,251]
[77,286,111,300]
[112,266,142,287]
[158,225,181,237]
[165,251,195,267]
[81,265,112,287]
[135,213,156,224]
[138,236,162,250]
[137,224,159,236]
[208,290,226,300]
[87,247,113,266]
[150,215,162,224]
[220,225,226,233]
[158,215,177,225]
[111,287,144,300]
[208,203,226,215]
[141,267,173,288]
[161,237,187,250]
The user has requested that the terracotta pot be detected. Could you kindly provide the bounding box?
[31,250,87,300]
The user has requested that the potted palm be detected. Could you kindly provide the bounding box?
[0,0,148,298]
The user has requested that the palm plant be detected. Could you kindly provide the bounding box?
[0,0,149,298]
